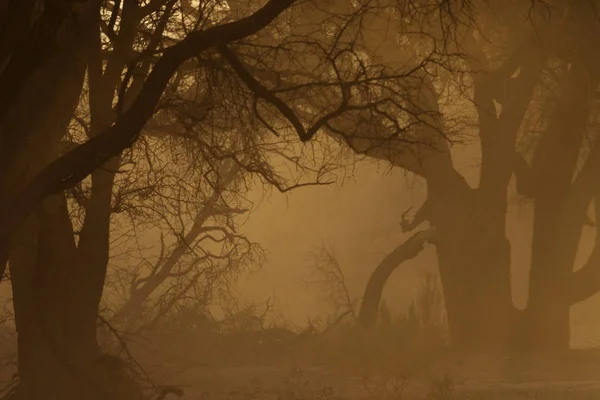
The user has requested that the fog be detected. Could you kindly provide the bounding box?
[5,1,600,399]
[238,163,428,323]
[238,143,600,348]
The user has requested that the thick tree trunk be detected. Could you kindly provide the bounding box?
[10,202,98,399]
[435,234,515,352]
[433,198,516,352]
[1,18,140,395]
[10,195,144,400]
[0,28,98,398]
[525,49,600,351]
[0,35,87,281]
[423,165,518,353]
[357,187,517,353]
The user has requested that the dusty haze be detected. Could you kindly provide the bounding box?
[5,1,600,399]
[235,142,600,348]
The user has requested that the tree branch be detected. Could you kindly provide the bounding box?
[0,0,296,272]
[358,228,436,328]
[400,199,430,232]
[218,44,353,142]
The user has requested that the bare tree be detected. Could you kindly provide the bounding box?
[0,0,297,277]
[344,0,600,352]
[107,156,256,330]
[0,1,485,397]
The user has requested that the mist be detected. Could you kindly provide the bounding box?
[3,1,600,399]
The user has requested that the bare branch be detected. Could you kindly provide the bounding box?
[0,0,297,269]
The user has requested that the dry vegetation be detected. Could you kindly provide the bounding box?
[3,271,600,399]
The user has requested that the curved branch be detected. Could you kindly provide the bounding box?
[357,228,435,329]
[218,44,351,142]
[218,44,308,139]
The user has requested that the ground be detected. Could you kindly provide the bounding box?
[5,329,600,399]
[167,365,600,400]
[143,351,600,400]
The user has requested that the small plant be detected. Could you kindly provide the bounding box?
[362,374,411,400]
[279,372,341,400]
[425,374,455,400]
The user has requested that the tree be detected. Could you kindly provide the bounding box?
[0,0,296,276]
[1,0,465,398]
[106,155,259,332]
[350,0,600,352]
[5,1,192,398]
[1,1,306,399]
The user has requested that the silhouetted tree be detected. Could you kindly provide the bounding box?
[0,0,465,398]
[348,0,600,353]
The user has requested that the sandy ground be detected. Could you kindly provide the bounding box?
[2,351,600,399]
[4,334,600,399]
[151,360,600,400]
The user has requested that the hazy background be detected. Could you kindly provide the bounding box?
[1,143,598,346]
[236,142,600,348]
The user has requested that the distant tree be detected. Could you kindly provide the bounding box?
[106,157,258,331]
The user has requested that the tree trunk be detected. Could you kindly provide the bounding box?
[435,230,516,352]
[10,200,101,399]
[357,185,517,353]
[10,195,145,400]
[0,27,98,398]
[0,32,87,281]
[429,178,516,353]
[525,50,600,351]
[1,19,142,396]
